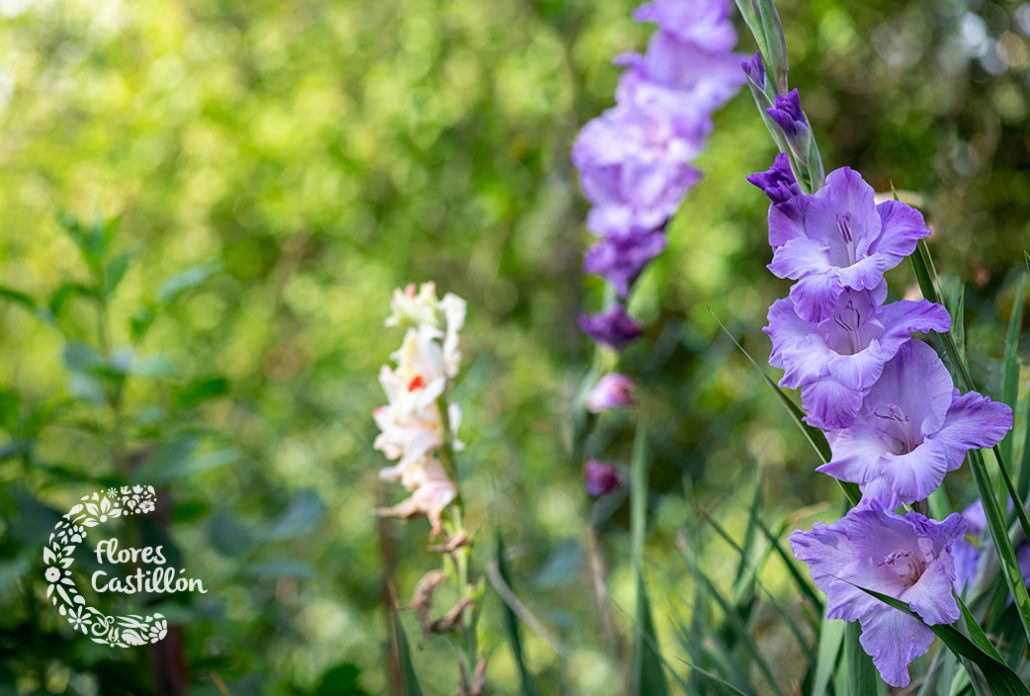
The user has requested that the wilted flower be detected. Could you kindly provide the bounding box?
[376,456,457,535]
[765,288,950,429]
[586,373,637,413]
[818,341,1012,507]
[766,167,929,322]
[579,305,644,350]
[791,503,965,688]
[585,460,625,497]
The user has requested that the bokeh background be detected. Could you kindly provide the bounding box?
[0,0,1027,693]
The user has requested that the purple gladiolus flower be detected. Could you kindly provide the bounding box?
[953,500,987,592]
[573,98,704,238]
[765,289,950,430]
[616,0,746,117]
[633,0,738,53]
[742,51,765,89]
[585,460,625,497]
[791,504,966,688]
[584,229,667,298]
[767,166,930,322]
[586,373,637,413]
[818,341,1013,507]
[766,88,807,139]
[953,499,1030,593]
[579,305,644,349]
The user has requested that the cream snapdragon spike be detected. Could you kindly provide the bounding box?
[750,151,1013,687]
[373,283,466,535]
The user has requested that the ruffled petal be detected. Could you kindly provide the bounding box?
[857,606,934,688]
[788,272,845,323]
[800,377,864,430]
[872,200,929,266]
[768,237,831,280]
[930,390,1013,468]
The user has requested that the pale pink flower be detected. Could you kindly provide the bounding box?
[586,373,637,412]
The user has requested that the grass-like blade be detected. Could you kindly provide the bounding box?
[957,595,1003,662]
[630,423,670,696]
[810,617,844,696]
[495,532,540,696]
[1000,272,1025,488]
[698,509,817,662]
[679,541,786,696]
[392,612,424,696]
[675,659,752,696]
[1021,383,1030,501]
[708,309,861,506]
[752,513,823,613]
[844,620,878,696]
[967,448,1030,644]
[855,585,1030,696]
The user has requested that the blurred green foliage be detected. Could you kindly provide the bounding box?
[0,0,1027,693]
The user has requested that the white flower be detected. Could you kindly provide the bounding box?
[375,456,458,536]
[374,283,467,534]
[386,282,443,329]
[68,606,92,634]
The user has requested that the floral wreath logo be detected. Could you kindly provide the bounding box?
[43,485,168,648]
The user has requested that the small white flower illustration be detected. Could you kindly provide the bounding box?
[68,606,92,634]
[139,500,155,513]
[45,567,61,583]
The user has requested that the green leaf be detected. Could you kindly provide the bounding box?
[393,612,423,696]
[678,540,785,695]
[0,390,19,431]
[967,448,1030,643]
[103,251,133,298]
[312,662,368,696]
[0,286,37,313]
[855,585,1030,696]
[175,376,230,409]
[844,621,878,696]
[495,532,540,696]
[130,305,156,342]
[157,262,220,304]
[257,489,326,541]
[630,423,670,696]
[811,617,844,696]
[1000,273,1025,481]
[45,282,95,321]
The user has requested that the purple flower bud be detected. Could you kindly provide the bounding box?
[579,305,643,349]
[766,88,807,139]
[584,229,667,298]
[747,152,800,206]
[584,460,624,497]
[586,373,637,413]
[742,51,765,89]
